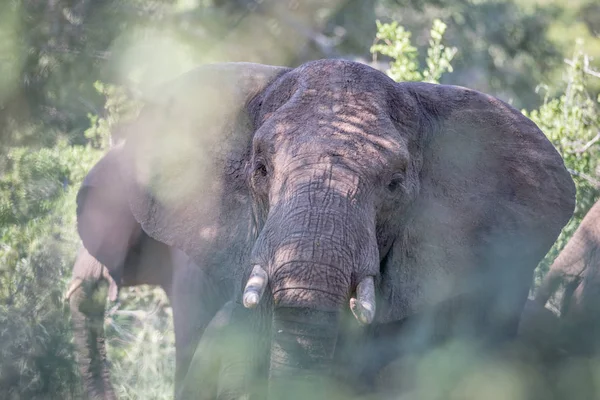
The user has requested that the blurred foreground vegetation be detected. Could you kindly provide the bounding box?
[0,1,599,399]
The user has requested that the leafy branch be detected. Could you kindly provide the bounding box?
[371,19,457,83]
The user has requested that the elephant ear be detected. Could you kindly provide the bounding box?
[119,63,290,260]
[76,144,141,272]
[377,82,576,325]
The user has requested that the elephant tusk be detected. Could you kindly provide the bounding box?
[64,278,84,301]
[243,265,268,308]
[350,276,376,324]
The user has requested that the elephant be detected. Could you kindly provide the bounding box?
[535,198,600,355]
[79,59,575,398]
[65,145,232,399]
[517,298,567,363]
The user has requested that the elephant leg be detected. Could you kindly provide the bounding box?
[559,279,579,317]
[363,273,531,392]
[171,263,232,389]
[177,301,269,400]
[176,301,235,400]
[215,302,270,400]
[461,265,533,344]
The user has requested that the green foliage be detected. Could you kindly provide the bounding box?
[371,19,457,83]
[84,82,143,149]
[0,1,598,398]
[0,78,167,398]
[0,145,99,399]
[107,287,174,399]
[371,20,422,82]
[524,44,600,288]
[0,145,96,226]
[423,20,458,84]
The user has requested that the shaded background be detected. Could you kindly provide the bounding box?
[0,0,599,398]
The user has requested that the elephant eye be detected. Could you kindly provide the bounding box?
[387,175,403,193]
[254,161,268,178]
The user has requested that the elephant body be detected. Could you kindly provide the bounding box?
[536,199,600,355]
[72,59,575,399]
[67,145,232,399]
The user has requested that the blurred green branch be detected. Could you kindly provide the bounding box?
[371,19,457,83]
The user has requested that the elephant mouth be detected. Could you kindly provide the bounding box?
[268,306,341,400]
[242,264,377,325]
[182,264,380,398]
[235,262,378,399]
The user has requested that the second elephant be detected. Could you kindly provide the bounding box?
[535,198,600,354]
[66,144,232,399]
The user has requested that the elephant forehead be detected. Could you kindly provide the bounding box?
[292,59,397,94]
[255,59,397,128]
[255,95,406,169]
[260,115,407,178]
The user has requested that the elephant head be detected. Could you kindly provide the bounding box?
[115,60,575,397]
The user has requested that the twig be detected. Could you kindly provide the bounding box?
[567,168,600,188]
[564,55,600,79]
[585,68,600,79]
[575,133,600,153]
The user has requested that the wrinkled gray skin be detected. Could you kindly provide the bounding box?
[536,199,600,355]
[88,60,574,399]
[66,145,231,399]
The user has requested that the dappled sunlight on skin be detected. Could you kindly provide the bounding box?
[260,204,370,310]
[257,65,406,179]
[251,62,456,325]
[198,225,220,241]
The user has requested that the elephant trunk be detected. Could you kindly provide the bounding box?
[67,247,119,400]
[259,214,373,399]
[69,283,116,400]
[535,267,564,308]
[268,307,340,400]
[250,173,379,398]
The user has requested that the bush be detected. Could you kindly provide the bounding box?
[0,144,99,399]
[0,82,172,399]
